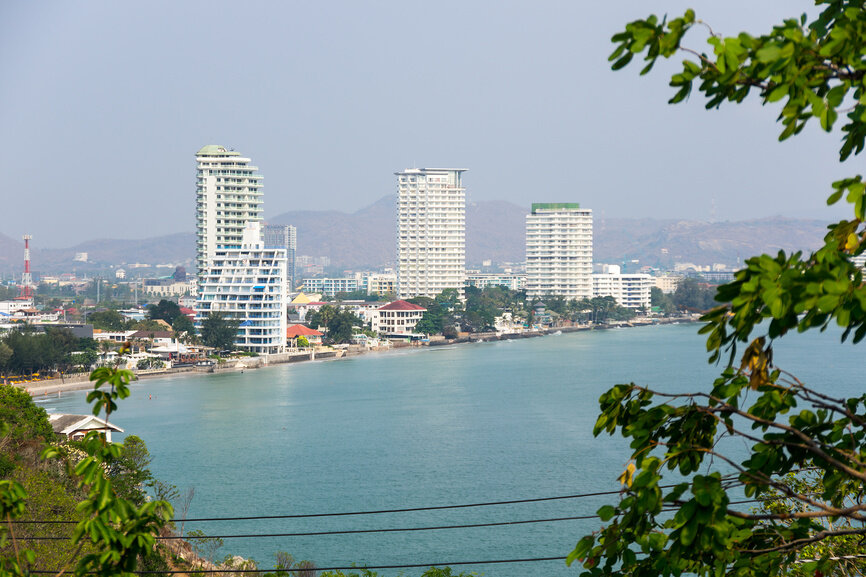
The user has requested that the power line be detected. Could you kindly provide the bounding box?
[24,514,598,541]
[12,488,627,525]
[30,555,568,574]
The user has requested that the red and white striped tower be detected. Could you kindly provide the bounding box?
[20,234,33,299]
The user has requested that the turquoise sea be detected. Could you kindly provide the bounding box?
[36,324,865,576]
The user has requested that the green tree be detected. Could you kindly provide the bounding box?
[199,312,239,351]
[171,313,195,337]
[87,309,129,331]
[572,4,866,577]
[105,435,154,505]
[0,386,53,444]
[296,335,310,348]
[0,342,12,375]
[650,286,676,316]
[306,304,340,330]
[146,299,181,324]
[673,277,717,312]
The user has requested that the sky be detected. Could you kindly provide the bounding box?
[0,1,852,248]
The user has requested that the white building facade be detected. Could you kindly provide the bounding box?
[525,203,593,300]
[592,272,653,310]
[396,168,467,299]
[301,277,359,297]
[465,272,526,291]
[195,145,263,279]
[370,300,427,336]
[195,222,287,355]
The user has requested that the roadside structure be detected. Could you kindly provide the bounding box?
[525,203,593,300]
[396,168,467,299]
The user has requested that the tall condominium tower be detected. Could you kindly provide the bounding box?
[195,221,288,355]
[195,145,263,279]
[525,203,593,300]
[263,223,297,290]
[396,168,467,299]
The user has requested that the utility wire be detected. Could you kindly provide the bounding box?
[23,514,598,541]
[30,555,569,574]
[12,488,628,525]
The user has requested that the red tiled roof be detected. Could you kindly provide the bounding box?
[378,300,426,311]
[179,307,195,315]
[286,324,324,337]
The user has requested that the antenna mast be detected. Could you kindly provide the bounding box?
[19,234,33,299]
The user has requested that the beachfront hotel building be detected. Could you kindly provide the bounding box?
[195,145,263,281]
[592,265,653,309]
[195,222,288,355]
[396,168,467,299]
[525,203,593,300]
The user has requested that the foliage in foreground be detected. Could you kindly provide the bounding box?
[0,367,173,577]
[571,2,866,577]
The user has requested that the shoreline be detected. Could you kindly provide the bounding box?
[21,316,699,397]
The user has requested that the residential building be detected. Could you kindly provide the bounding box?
[654,274,683,294]
[264,224,297,291]
[371,300,427,336]
[465,272,526,291]
[396,168,467,299]
[286,324,323,347]
[359,272,397,296]
[195,222,287,355]
[525,203,593,300]
[141,278,196,297]
[592,267,653,309]
[195,145,263,279]
[301,277,359,297]
[0,299,33,316]
[49,414,123,443]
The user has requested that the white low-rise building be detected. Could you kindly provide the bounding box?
[195,222,288,355]
[592,271,653,310]
[370,300,427,336]
[465,272,526,291]
[302,277,359,296]
[0,299,33,316]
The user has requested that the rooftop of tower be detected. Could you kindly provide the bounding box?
[196,145,241,157]
[395,167,468,175]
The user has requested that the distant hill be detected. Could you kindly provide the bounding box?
[0,233,195,277]
[0,197,829,275]
[595,217,827,269]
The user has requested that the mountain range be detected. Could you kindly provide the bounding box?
[0,196,829,276]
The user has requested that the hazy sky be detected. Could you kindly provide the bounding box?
[0,1,851,247]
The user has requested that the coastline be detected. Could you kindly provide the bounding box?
[21,316,699,397]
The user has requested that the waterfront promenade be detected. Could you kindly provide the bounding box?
[21,316,696,397]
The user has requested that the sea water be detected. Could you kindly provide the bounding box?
[36,324,864,576]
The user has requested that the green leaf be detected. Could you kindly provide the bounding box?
[598,504,617,521]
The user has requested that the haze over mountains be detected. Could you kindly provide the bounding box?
[0,196,828,277]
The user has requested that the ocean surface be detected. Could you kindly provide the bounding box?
[36,323,864,576]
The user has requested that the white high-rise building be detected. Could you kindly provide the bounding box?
[195,145,263,279]
[195,222,287,355]
[525,203,593,300]
[592,265,653,310]
[396,168,467,299]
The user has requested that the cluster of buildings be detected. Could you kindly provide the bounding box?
[0,146,700,356]
[189,150,667,355]
[393,170,654,308]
